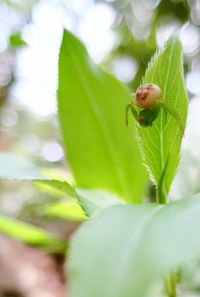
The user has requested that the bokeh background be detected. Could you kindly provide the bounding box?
[0,0,200,296]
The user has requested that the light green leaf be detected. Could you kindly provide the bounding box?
[43,188,122,219]
[0,215,66,253]
[35,179,77,198]
[57,29,147,203]
[0,152,45,180]
[0,152,118,219]
[0,152,76,198]
[76,188,123,217]
[44,200,87,221]
[68,195,200,297]
[41,188,121,220]
[136,36,188,201]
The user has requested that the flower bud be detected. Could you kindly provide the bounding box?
[135,83,162,109]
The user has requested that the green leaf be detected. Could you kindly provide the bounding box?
[0,215,66,253]
[9,32,27,48]
[43,188,122,219]
[57,29,147,203]
[35,179,77,198]
[76,188,123,217]
[0,153,45,180]
[136,36,188,201]
[68,195,200,297]
[0,152,76,198]
[42,187,123,219]
[44,200,87,221]
[0,152,118,219]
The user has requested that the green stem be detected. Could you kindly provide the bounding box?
[156,154,170,204]
[156,154,177,295]
[156,188,167,204]
[164,272,177,297]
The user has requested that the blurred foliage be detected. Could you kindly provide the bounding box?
[0,0,200,295]
[0,0,199,230]
[102,0,198,89]
[9,32,27,48]
[0,0,198,221]
[0,214,66,252]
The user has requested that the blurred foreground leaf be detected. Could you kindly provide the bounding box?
[0,215,66,253]
[69,194,200,297]
[0,153,45,180]
[77,188,123,217]
[44,200,87,221]
[58,29,147,203]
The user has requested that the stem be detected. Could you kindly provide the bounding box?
[125,103,139,127]
[156,154,170,204]
[164,272,177,297]
[155,154,177,294]
[156,189,167,204]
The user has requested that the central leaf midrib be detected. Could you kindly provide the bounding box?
[159,38,176,196]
